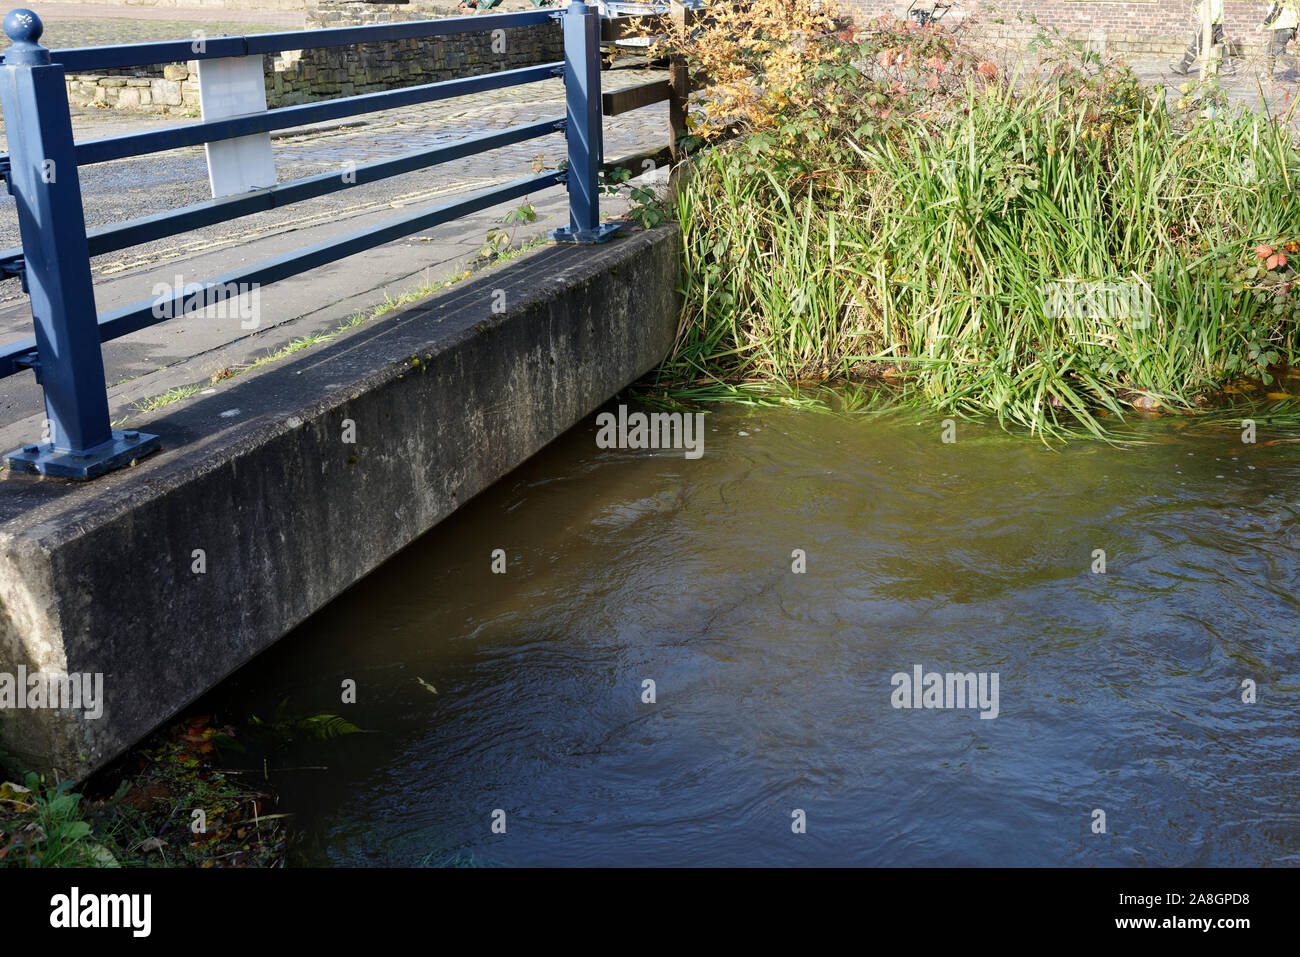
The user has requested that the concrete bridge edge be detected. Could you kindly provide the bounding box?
[0,223,682,779]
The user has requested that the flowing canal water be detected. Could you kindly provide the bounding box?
[207,401,1300,866]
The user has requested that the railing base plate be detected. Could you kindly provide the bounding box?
[4,430,162,480]
[549,222,622,244]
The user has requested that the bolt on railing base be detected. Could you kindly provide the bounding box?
[549,222,622,244]
[4,429,161,479]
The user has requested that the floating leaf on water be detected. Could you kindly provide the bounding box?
[416,676,439,695]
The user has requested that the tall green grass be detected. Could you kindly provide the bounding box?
[658,76,1300,438]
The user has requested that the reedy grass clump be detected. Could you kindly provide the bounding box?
[657,20,1300,438]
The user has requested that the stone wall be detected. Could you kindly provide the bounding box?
[841,1,1284,56]
[64,1,562,115]
[271,23,562,108]
[67,63,200,115]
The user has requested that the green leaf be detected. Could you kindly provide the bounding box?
[61,821,91,842]
[295,714,363,740]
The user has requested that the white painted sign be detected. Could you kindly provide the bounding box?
[197,55,276,198]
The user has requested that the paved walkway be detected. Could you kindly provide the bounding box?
[33,2,305,29]
[1123,52,1300,126]
[13,7,291,49]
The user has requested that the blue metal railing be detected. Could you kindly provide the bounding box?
[0,4,617,479]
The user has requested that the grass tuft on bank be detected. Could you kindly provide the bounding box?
[651,11,1300,438]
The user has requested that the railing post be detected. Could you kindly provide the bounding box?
[549,0,618,243]
[1197,1,1218,77]
[668,1,690,165]
[0,9,159,478]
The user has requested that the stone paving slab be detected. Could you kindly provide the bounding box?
[1126,52,1300,124]
[989,43,1300,128]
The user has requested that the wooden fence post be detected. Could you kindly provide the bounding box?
[668,1,689,164]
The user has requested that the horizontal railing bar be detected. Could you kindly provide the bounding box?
[99,170,565,344]
[0,11,559,72]
[602,144,673,177]
[70,62,562,167]
[602,16,652,43]
[602,78,671,115]
[0,169,564,376]
[600,7,699,42]
[0,116,564,266]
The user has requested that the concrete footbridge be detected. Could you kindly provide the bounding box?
[0,3,683,776]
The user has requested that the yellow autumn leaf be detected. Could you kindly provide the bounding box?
[416,676,439,695]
